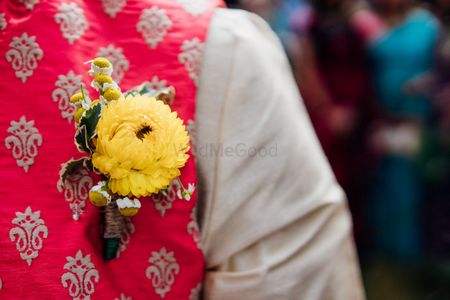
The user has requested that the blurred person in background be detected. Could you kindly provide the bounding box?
[289,0,373,247]
[355,0,440,261]
[351,0,443,298]
[404,0,450,270]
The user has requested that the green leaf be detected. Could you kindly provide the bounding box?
[75,103,102,154]
[75,124,90,153]
[59,157,90,183]
[124,82,176,104]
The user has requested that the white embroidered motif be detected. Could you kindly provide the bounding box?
[101,0,126,18]
[5,116,43,173]
[137,6,172,49]
[96,44,129,83]
[54,3,89,45]
[0,13,7,31]
[186,119,196,155]
[189,283,202,300]
[117,218,135,258]
[151,180,180,217]
[9,207,48,266]
[61,250,99,300]
[177,0,209,16]
[20,0,39,10]
[57,165,93,221]
[5,33,43,83]
[148,75,168,92]
[178,38,203,86]
[52,71,84,124]
[146,247,180,298]
[187,208,201,248]
[115,293,132,300]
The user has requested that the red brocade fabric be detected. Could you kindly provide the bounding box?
[0,1,221,299]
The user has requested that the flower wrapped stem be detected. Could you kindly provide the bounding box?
[103,201,125,260]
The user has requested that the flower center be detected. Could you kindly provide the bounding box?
[136,125,152,140]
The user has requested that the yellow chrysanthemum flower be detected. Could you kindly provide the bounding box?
[92,94,190,197]
[93,57,111,68]
[70,92,84,103]
[103,88,122,101]
[94,74,113,87]
[74,107,85,123]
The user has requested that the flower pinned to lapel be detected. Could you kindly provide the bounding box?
[92,94,190,197]
[59,56,195,259]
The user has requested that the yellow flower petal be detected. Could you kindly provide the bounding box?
[93,95,190,197]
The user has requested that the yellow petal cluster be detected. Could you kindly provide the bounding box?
[92,94,190,197]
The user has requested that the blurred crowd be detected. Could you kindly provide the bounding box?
[226,0,450,299]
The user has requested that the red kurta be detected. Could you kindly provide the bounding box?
[0,0,221,299]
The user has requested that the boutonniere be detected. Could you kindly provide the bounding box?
[60,57,194,259]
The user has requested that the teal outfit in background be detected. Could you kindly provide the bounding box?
[368,9,439,260]
[370,9,438,119]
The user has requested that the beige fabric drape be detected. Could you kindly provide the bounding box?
[196,8,365,300]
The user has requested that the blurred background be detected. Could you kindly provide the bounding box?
[225,0,450,299]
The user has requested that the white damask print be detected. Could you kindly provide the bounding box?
[115,293,132,300]
[20,0,39,10]
[116,218,135,258]
[9,207,48,266]
[61,250,99,300]
[189,283,202,300]
[97,44,129,83]
[187,208,201,248]
[0,13,7,31]
[57,166,93,221]
[101,0,126,18]
[148,75,168,91]
[54,3,89,45]
[178,38,203,86]
[52,71,84,124]
[177,0,209,16]
[5,33,43,83]
[137,6,172,49]
[151,180,180,217]
[5,116,43,173]
[146,247,180,298]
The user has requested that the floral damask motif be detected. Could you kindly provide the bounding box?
[57,165,93,221]
[96,44,129,83]
[0,13,7,31]
[5,33,43,83]
[54,3,89,44]
[61,250,99,300]
[137,7,172,49]
[148,75,168,92]
[189,283,202,300]
[146,247,180,298]
[101,0,126,18]
[177,0,209,16]
[178,38,203,86]
[5,116,43,173]
[116,218,135,258]
[115,294,132,300]
[52,71,84,124]
[187,208,201,248]
[20,0,39,10]
[9,207,48,266]
[151,180,180,217]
